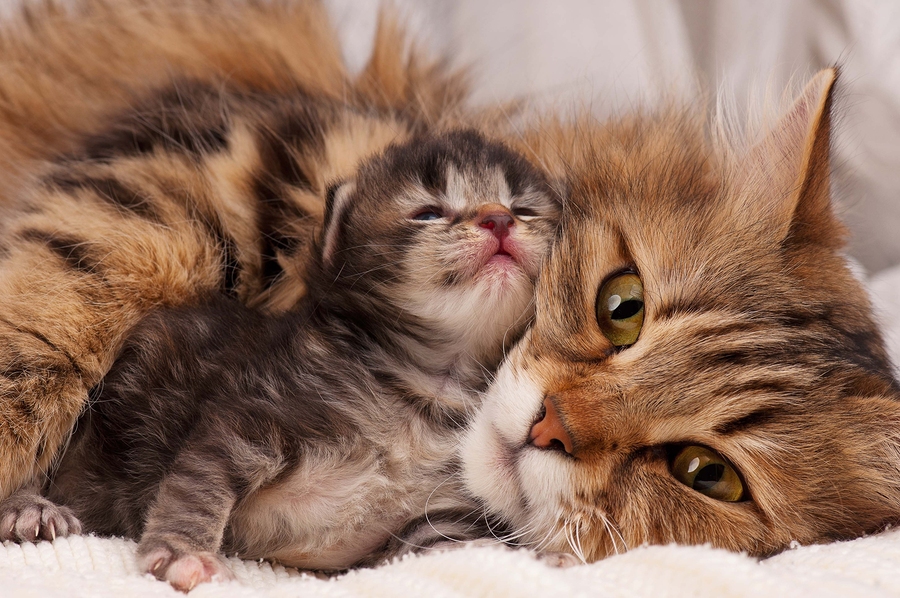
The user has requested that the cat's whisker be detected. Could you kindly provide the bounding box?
[599,513,620,556]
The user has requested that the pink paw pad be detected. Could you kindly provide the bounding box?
[140,547,235,592]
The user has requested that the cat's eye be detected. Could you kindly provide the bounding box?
[411,208,444,221]
[671,445,745,502]
[596,272,644,347]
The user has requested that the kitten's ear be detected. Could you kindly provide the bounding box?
[322,180,356,266]
[736,68,840,245]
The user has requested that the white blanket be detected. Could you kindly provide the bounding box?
[1,265,899,597]
[5,529,900,597]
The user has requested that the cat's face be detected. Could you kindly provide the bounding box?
[322,130,560,368]
[462,70,900,560]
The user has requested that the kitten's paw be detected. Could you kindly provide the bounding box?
[0,492,82,542]
[138,542,234,592]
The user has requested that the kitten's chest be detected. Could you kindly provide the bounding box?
[226,420,462,570]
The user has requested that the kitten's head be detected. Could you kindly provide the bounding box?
[316,129,561,376]
[462,69,900,560]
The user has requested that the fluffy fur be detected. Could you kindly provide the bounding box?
[0,0,898,574]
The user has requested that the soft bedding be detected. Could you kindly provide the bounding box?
[4,526,900,597]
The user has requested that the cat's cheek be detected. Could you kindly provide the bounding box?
[506,233,548,279]
[461,351,545,519]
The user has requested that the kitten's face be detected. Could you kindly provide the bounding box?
[462,70,900,560]
[323,130,560,368]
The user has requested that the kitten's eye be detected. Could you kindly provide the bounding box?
[596,272,644,346]
[512,207,538,219]
[671,445,745,502]
[411,208,444,221]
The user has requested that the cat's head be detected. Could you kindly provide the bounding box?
[316,129,561,374]
[462,69,900,560]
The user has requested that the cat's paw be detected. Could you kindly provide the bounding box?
[138,541,235,592]
[534,550,583,568]
[426,539,582,568]
[0,492,82,542]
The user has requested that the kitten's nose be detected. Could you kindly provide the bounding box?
[529,397,573,454]
[477,205,514,239]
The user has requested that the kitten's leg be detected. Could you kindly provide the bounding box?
[136,431,278,591]
[0,487,81,542]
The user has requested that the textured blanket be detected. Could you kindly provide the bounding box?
[5,530,900,597]
[3,265,900,597]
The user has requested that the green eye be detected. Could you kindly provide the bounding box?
[596,272,644,346]
[671,446,745,502]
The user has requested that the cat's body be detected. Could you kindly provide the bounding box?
[6,129,559,590]
[461,70,900,560]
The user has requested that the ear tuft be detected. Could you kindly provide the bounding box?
[321,181,356,267]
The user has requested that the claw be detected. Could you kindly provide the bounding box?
[34,524,39,539]
[49,520,56,541]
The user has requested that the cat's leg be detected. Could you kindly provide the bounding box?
[0,177,227,499]
[0,486,81,542]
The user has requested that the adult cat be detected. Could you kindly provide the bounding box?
[462,69,900,559]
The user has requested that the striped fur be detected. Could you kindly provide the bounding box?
[462,69,900,560]
[0,0,480,498]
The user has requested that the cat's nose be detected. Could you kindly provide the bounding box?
[529,397,573,454]
[477,206,514,239]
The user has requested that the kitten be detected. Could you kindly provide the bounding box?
[0,129,560,591]
[0,0,480,498]
[461,69,900,561]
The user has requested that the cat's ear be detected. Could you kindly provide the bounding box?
[736,68,839,245]
[322,180,356,266]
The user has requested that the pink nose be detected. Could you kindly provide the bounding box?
[478,208,514,239]
[529,398,573,454]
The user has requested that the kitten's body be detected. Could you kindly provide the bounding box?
[0,0,482,497]
[15,130,559,590]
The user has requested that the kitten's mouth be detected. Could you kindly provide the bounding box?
[488,247,514,263]
[486,239,520,264]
